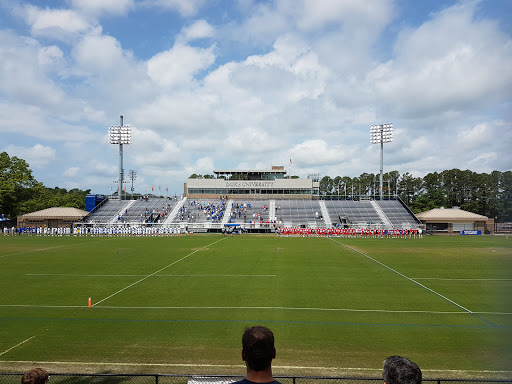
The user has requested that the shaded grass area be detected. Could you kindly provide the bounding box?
[0,235,511,375]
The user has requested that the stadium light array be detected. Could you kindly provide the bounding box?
[109,116,132,200]
[108,125,132,145]
[370,123,393,199]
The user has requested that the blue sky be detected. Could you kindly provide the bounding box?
[0,0,511,196]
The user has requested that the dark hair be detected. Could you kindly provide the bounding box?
[21,368,49,384]
[383,356,422,384]
[242,325,276,371]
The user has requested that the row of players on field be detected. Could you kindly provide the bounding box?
[4,226,422,237]
[279,227,423,237]
[3,226,185,236]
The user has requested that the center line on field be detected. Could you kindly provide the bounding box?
[0,335,36,357]
[92,237,226,307]
[27,274,276,277]
[329,238,497,327]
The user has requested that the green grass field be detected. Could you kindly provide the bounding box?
[0,234,511,378]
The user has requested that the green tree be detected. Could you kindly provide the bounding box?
[419,171,445,209]
[499,171,512,221]
[398,172,422,206]
[319,176,333,195]
[358,172,375,196]
[0,152,37,218]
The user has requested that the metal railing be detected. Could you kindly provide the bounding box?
[1,373,511,384]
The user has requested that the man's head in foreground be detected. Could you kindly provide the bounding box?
[242,325,276,372]
[383,356,422,384]
[21,368,49,384]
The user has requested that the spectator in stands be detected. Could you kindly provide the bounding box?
[21,367,49,384]
[383,355,422,384]
[232,325,281,384]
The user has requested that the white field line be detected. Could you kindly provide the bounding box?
[411,278,512,281]
[1,303,510,315]
[92,237,226,307]
[329,238,497,326]
[26,274,276,277]
[0,335,36,357]
[1,360,511,374]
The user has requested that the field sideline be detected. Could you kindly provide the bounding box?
[0,234,511,378]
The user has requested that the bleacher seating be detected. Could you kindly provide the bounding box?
[376,199,419,226]
[324,200,382,226]
[121,197,180,223]
[85,196,420,229]
[227,200,269,224]
[86,199,128,223]
[274,200,323,226]
[171,199,227,223]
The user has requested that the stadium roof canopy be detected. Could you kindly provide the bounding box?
[415,208,488,221]
[20,207,88,220]
[213,167,286,175]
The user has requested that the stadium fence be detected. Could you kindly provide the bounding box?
[1,373,511,384]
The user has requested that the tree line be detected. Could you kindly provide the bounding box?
[319,169,512,221]
[0,152,90,219]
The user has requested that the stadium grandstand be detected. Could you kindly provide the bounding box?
[77,167,421,233]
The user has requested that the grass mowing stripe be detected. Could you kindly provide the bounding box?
[1,304,510,315]
[329,238,498,327]
[0,304,471,313]
[0,335,36,356]
[26,274,276,277]
[92,237,226,306]
[0,316,501,328]
[0,239,105,258]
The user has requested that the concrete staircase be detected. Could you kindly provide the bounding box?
[370,200,392,227]
[164,197,186,223]
[109,200,136,224]
[318,200,332,227]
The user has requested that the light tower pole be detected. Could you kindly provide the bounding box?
[370,123,393,199]
[128,169,137,198]
[108,116,132,200]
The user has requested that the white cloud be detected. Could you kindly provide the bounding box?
[140,0,205,17]
[0,103,98,142]
[369,2,512,118]
[63,167,81,177]
[71,0,135,16]
[297,0,393,31]
[179,20,215,42]
[225,35,328,106]
[38,45,64,70]
[290,139,355,166]
[224,127,282,154]
[4,144,56,168]
[131,128,182,167]
[146,43,215,87]
[21,5,93,40]
[457,122,494,149]
[73,32,128,74]
[184,157,215,176]
[0,31,67,107]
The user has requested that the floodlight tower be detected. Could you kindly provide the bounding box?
[370,123,393,199]
[108,116,132,200]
